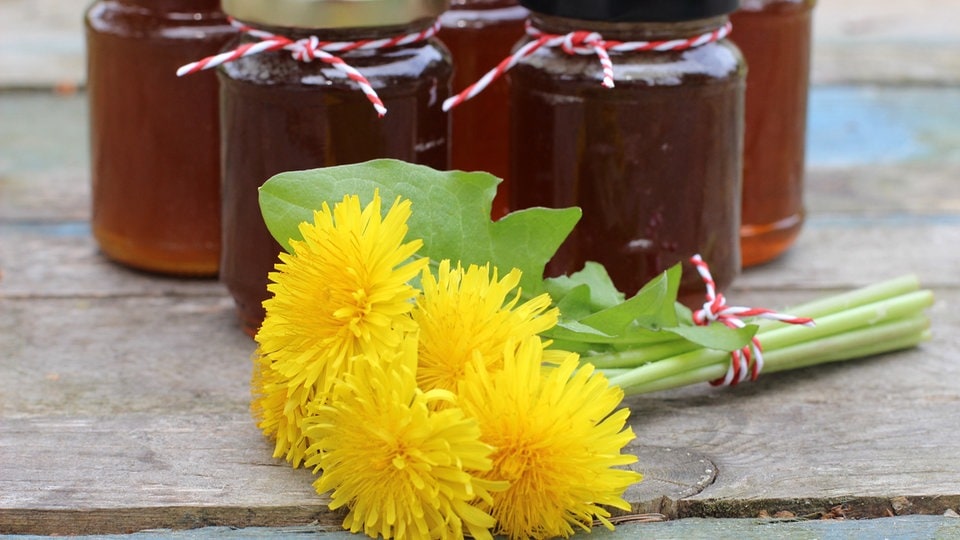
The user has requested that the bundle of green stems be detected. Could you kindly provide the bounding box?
[585,276,934,396]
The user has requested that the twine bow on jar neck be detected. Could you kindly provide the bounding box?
[177,18,442,117]
[442,20,732,111]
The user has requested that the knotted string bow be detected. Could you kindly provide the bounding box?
[690,255,815,386]
[178,18,441,117]
[442,20,732,111]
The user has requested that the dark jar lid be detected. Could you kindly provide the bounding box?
[518,0,739,22]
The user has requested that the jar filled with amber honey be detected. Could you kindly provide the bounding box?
[509,0,745,304]
[85,0,233,276]
[215,0,452,335]
[439,0,528,217]
[732,0,816,267]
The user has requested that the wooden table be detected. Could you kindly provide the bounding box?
[2,0,959,536]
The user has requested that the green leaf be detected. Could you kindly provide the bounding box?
[258,159,580,294]
[546,320,615,343]
[551,284,597,322]
[544,320,681,347]
[487,207,582,294]
[666,323,758,351]
[540,265,683,353]
[544,262,624,314]
[579,265,681,332]
[666,300,757,351]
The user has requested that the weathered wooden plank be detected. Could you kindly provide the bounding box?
[811,0,960,84]
[0,225,226,299]
[806,87,960,168]
[0,92,89,221]
[623,288,960,508]
[0,297,253,417]
[807,165,960,215]
[9,516,960,540]
[0,0,88,89]
[813,44,960,86]
[734,218,960,291]
[1,282,956,534]
[2,213,953,303]
[0,296,688,535]
[634,515,960,539]
[0,415,681,536]
[0,414,337,535]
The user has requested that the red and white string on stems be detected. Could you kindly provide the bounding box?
[442,20,732,112]
[689,255,815,386]
[177,18,442,117]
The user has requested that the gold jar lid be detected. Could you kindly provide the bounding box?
[223,0,449,29]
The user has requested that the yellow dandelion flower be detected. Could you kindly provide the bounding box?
[249,347,290,450]
[305,336,506,540]
[251,192,427,466]
[459,336,642,540]
[414,260,559,395]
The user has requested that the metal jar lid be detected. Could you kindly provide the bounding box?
[223,0,449,28]
[518,0,740,22]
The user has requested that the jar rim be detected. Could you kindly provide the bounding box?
[223,0,448,29]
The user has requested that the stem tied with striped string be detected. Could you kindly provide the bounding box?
[689,255,815,386]
[596,257,933,397]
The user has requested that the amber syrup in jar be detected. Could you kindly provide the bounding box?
[218,0,452,336]
[439,0,528,218]
[85,0,233,276]
[732,0,816,267]
[510,0,745,306]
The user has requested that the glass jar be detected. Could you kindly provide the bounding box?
[439,0,528,218]
[510,0,745,305]
[219,0,452,336]
[732,0,816,267]
[85,0,233,276]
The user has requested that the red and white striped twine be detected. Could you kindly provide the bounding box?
[689,255,815,387]
[177,18,441,118]
[442,20,732,112]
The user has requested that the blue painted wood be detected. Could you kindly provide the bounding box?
[7,516,960,539]
[807,86,960,167]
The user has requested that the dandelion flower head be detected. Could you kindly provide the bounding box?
[458,336,642,540]
[305,336,505,540]
[251,191,427,465]
[414,260,559,395]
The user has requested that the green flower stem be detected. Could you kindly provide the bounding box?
[762,324,931,375]
[605,289,934,393]
[587,276,923,371]
[756,289,932,350]
[755,275,922,330]
[610,315,930,395]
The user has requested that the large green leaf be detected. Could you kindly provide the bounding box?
[258,159,581,294]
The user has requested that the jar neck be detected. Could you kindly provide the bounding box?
[529,12,729,42]
[239,17,438,42]
[114,0,223,13]
[449,0,518,9]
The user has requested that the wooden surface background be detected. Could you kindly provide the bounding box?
[2,0,959,536]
